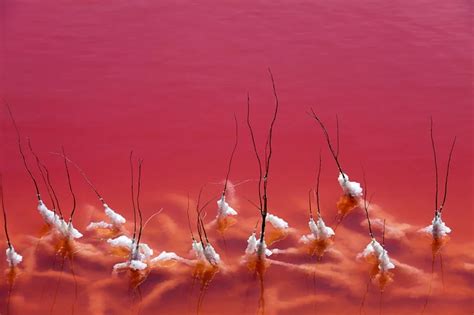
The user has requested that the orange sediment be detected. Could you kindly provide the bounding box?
[55,237,76,259]
[431,236,449,256]
[92,226,122,239]
[216,216,237,233]
[193,261,219,286]
[363,253,394,291]
[129,268,151,289]
[266,227,288,246]
[336,193,359,217]
[306,237,334,258]
[5,266,19,286]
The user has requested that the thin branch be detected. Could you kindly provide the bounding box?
[196,186,205,245]
[50,152,105,205]
[246,93,263,213]
[430,117,439,211]
[28,139,56,213]
[382,219,386,247]
[439,136,456,213]
[315,151,322,217]
[186,193,195,240]
[0,175,12,249]
[62,147,77,223]
[135,159,144,249]
[6,104,41,200]
[362,169,374,239]
[308,189,313,219]
[223,114,239,196]
[308,109,346,180]
[259,68,280,243]
[130,151,137,242]
[335,114,340,158]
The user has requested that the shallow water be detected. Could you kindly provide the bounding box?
[1,1,472,314]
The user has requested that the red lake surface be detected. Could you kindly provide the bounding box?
[1,1,472,314]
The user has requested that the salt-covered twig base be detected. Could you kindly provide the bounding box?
[420,213,452,256]
[359,239,395,291]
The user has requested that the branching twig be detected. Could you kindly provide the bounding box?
[6,104,41,200]
[0,175,12,249]
[223,114,239,197]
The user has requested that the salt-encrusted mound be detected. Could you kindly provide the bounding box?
[216,195,238,218]
[338,173,363,197]
[6,246,22,267]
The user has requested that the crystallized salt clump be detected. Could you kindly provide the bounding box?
[420,213,451,239]
[338,173,363,197]
[204,244,221,265]
[37,200,83,239]
[359,238,395,272]
[309,217,335,240]
[87,203,126,231]
[266,213,289,229]
[245,233,272,257]
[6,246,22,267]
[216,195,238,218]
[151,251,180,264]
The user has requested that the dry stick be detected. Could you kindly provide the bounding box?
[308,189,314,219]
[6,104,41,201]
[62,147,77,223]
[135,159,144,250]
[222,114,239,197]
[335,114,340,158]
[315,152,322,218]
[362,170,374,239]
[195,187,206,246]
[246,93,263,213]
[186,194,196,241]
[0,175,12,249]
[430,117,439,212]
[130,151,138,244]
[51,152,106,205]
[382,219,386,247]
[308,109,346,181]
[260,68,279,242]
[439,137,456,213]
[28,139,57,214]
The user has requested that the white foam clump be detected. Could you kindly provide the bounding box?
[108,235,153,260]
[191,240,221,265]
[37,200,83,239]
[107,235,133,248]
[87,221,113,230]
[338,172,363,197]
[151,251,180,264]
[245,233,272,257]
[266,213,289,229]
[191,240,207,261]
[109,236,154,272]
[359,238,395,272]
[87,204,126,231]
[204,244,221,265]
[113,259,148,271]
[420,213,451,239]
[216,195,238,218]
[301,217,335,244]
[6,246,23,267]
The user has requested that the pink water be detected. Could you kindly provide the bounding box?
[1,1,472,314]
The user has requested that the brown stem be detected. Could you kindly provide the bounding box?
[6,104,41,200]
[223,114,239,197]
[62,147,77,223]
[0,175,12,249]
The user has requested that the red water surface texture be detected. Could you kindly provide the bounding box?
[1,1,472,314]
